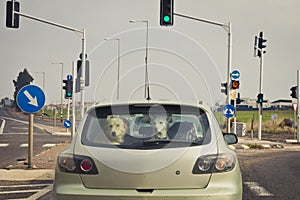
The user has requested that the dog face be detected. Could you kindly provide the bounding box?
[150,116,169,139]
[105,117,128,144]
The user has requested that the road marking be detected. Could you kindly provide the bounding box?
[0,144,9,147]
[244,182,274,196]
[20,143,29,147]
[0,118,5,134]
[42,144,57,148]
[27,184,53,200]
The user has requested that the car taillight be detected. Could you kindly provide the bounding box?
[192,153,236,174]
[58,154,98,174]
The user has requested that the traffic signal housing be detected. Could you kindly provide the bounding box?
[258,31,267,49]
[160,0,174,26]
[257,93,263,105]
[221,82,228,95]
[231,80,240,90]
[6,1,20,28]
[290,86,298,99]
[63,79,73,99]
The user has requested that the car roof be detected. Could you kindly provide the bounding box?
[86,100,212,113]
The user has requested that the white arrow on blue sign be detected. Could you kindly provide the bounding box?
[231,70,240,80]
[16,85,46,113]
[63,119,72,128]
[222,104,236,118]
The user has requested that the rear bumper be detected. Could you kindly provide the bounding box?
[54,166,242,200]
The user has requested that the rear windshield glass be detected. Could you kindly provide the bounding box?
[81,104,211,149]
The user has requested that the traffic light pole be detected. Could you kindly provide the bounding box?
[174,13,232,133]
[13,10,86,120]
[258,48,264,141]
[297,70,300,143]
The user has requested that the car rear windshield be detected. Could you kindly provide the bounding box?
[81,104,211,149]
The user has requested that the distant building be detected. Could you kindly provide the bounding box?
[270,99,292,109]
[237,98,270,110]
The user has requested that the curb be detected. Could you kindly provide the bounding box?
[0,169,55,181]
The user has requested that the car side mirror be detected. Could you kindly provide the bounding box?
[223,133,238,145]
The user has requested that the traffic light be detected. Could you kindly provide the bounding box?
[258,31,267,49]
[160,0,174,26]
[63,79,73,98]
[236,93,242,105]
[257,93,263,105]
[6,1,20,28]
[231,80,240,90]
[290,86,298,99]
[221,82,227,95]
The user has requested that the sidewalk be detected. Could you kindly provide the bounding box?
[231,136,300,150]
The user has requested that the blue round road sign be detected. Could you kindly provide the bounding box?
[231,70,240,80]
[67,74,73,80]
[17,85,45,113]
[222,104,236,118]
[63,120,72,128]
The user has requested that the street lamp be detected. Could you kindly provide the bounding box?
[129,19,151,100]
[35,71,45,118]
[52,62,64,122]
[104,38,121,100]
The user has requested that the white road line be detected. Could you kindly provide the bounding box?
[244,182,274,197]
[0,118,5,134]
[0,144,9,147]
[0,189,41,195]
[20,143,29,147]
[42,144,57,148]
[0,184,51,188]
[27,184,53,200]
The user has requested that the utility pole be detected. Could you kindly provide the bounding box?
[254,31,267,141]
[173,13,232,132]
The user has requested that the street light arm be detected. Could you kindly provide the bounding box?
[174,13,230,33]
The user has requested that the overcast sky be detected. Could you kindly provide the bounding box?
[1,0,300,106]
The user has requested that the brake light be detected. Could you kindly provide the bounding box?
[80,159,93,172]
[192,153,236,174]
[57,154,98,174]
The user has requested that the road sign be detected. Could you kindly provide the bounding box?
[67,74,73,80]
[63,119,72,128]
[222,104,236,118]
[17,85,45,113]
[231,70,240,80]
[293,103,297,112]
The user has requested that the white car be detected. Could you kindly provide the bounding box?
[54,101,242,199]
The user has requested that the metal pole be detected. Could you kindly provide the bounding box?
[173,14,232,132]
[28,114,33,169]
[129,20,151,100]
[104,38,121,100]
[145,21,151,100]
[60,63,63,122]
[297,70,300,142]
[258,50,264,141]
[72,61,76,139]
[117,39,120,100]
[80,29,86,119]
[226,23,232,133]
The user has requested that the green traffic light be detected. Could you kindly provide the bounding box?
[67,92,72,97]
[164,15,170,22]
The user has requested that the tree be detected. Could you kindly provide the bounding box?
[13,68,34,110]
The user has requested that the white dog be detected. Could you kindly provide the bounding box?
[105,117,128,144]
[150,116,169,139]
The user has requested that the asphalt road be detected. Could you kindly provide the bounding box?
[238,148,300,199]
[0,108,69,168]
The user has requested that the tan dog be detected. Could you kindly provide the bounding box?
[105,117,128,144]
[150,116,169,139]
